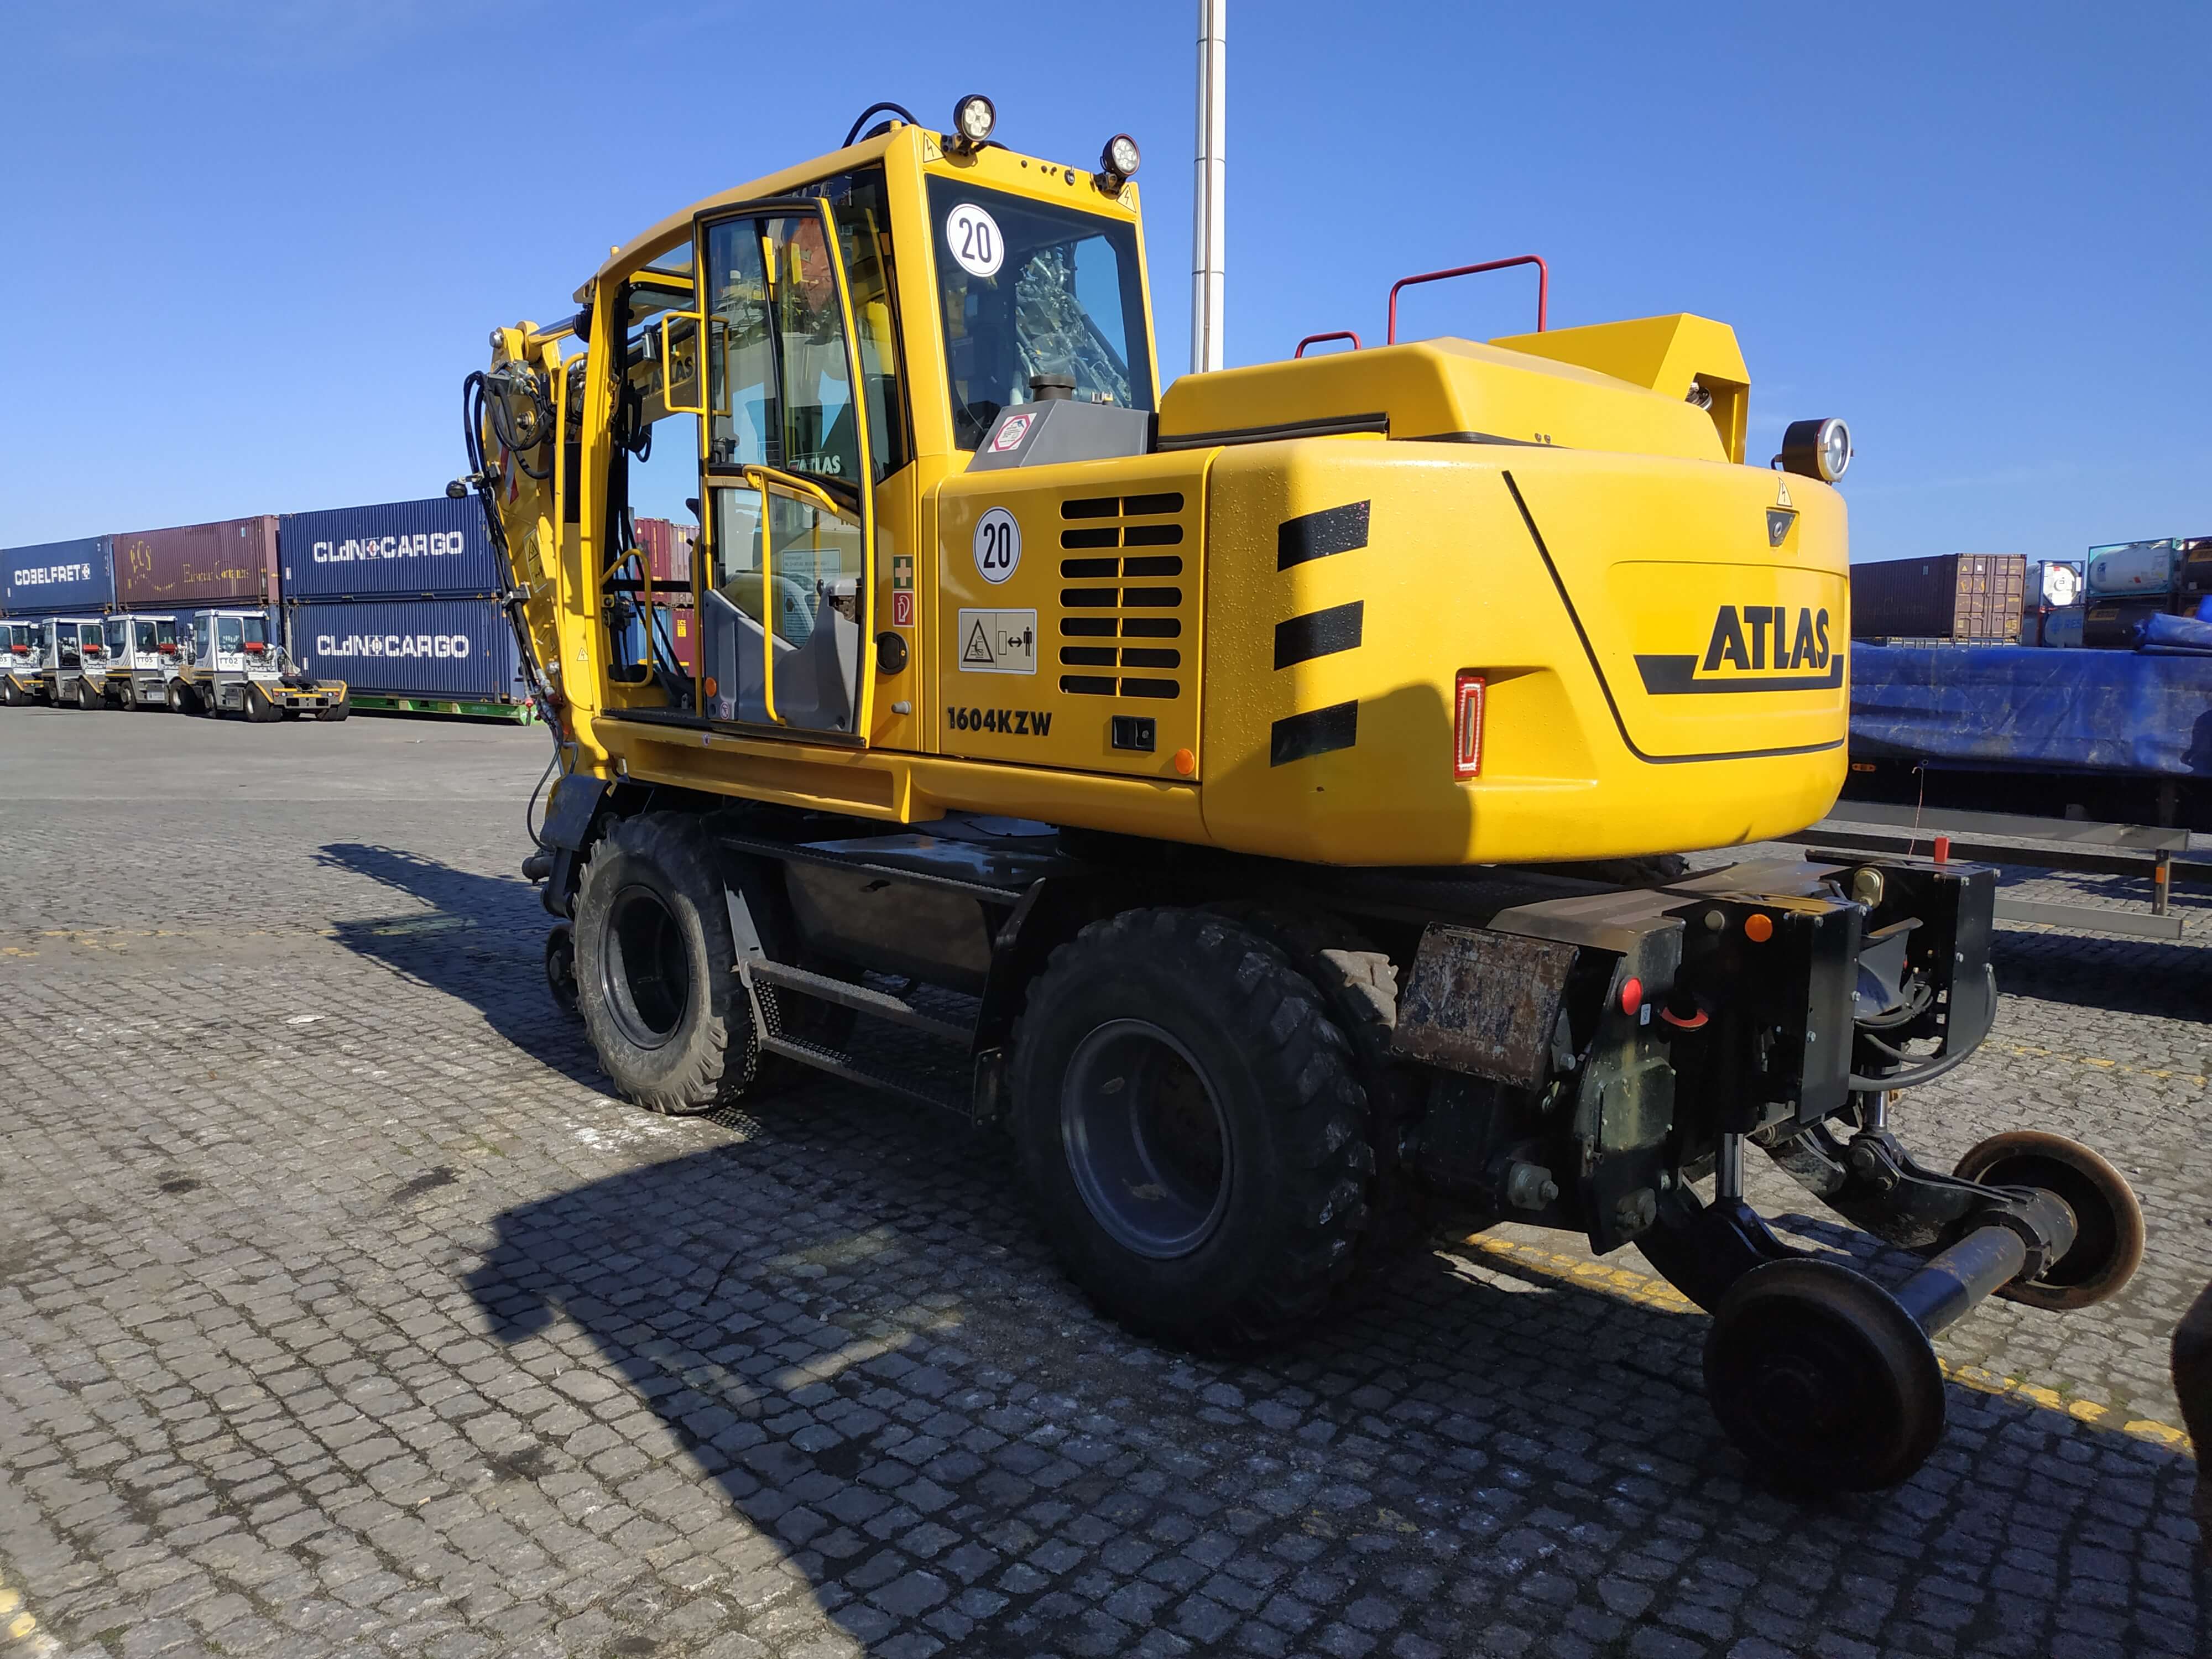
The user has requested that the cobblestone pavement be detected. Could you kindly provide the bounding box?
[1,708,2205,1659]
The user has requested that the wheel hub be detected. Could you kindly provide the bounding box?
[1060,1020,1232,1260]
[602,885,691,1048]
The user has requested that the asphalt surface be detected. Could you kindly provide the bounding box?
[0,707,2204,1659]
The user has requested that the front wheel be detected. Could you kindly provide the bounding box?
[245,684,281,722]
[1011,908,1373,1353]
[573,813,755,1114]
[76,677,103,710]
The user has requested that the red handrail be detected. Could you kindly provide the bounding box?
[1386,255,1548,343]
[1294,330,1362,358]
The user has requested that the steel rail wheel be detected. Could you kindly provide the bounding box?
[1953,1130,2144,1311]
[1704,1258,1946,1493]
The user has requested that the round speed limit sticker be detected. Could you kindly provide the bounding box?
[946,203,1004,278]
[973,507,1020,584]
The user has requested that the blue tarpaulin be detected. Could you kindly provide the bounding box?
[1851,644,2212,778]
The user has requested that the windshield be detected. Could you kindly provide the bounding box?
[217,617,243,653]
[925,178,1152,450]
[242,614,270,646]
[107,619,127,654]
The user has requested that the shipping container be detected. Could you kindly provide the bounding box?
[1849,554,2025,641]
[2085,538,2181,598]
[2022,560,2083,610]
[281,496,504,602]
[2081,599,2167,650]
[2,536,114,615]
[113,516,279,609]
[288,598,525,702]
[634,518,698,587]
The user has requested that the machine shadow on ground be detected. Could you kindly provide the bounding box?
[312,841,606,1090]
[1988,923,2212,1022]
[461,1076,2208,1656]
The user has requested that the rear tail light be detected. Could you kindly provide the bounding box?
[1453,671,1486,779]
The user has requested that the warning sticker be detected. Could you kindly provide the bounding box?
[957,608,1037,675]
[990,413,1034,453]
[891,554,914,591]
[892,590,915,628]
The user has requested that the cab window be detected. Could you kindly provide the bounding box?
[925,177,1152,449]
[106,618,127,654]
[241,614,269,646]
[217,617,243,653]
[192,617,210,659]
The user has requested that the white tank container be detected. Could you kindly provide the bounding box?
[2085,539,2178,596]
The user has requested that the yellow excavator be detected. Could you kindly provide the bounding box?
[460,96,2140,1492]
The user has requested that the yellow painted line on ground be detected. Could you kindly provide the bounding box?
[0,1575,61,1656]
[1992,1041,2207,1089]
[1460,1233,2196,1455]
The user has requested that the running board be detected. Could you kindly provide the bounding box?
[744,958,974,1045]
[757,1030,972,1115]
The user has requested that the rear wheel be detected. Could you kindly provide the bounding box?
[245,684,280,722]
[573,813,754,1114]
[1,677,24,707]
[317,692,351,722]
[167,680,201,716]
[1011,908,1373,1353]
[1953,1131,2143,1310]
[76,677,102,709]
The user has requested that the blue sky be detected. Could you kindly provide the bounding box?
[2,2,2205,561]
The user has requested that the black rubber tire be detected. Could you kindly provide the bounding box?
[1705,1258,1946,1493]
[0,678,22,707]
[545,922,580,1018]
[1207,903,1426,1272]
[573,813,756,1114]
[317,693,351,722]
[76,677,102,710]
[168,681,202,716]
[1954,1131,2145,1311]
[245,684,280,722]
[1011,907,1373,1353]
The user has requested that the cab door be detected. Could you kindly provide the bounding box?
[682,198,878,740]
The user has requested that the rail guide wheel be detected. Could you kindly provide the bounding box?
[1952,1130,2144,1311]
[1704,1259,1947,1493]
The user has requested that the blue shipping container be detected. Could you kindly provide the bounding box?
[280,496,502,601]
[3,536,115,614]
[289,598,524,701]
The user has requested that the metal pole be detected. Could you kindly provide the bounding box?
[1191,0,1226,375]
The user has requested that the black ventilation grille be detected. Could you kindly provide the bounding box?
[1052,494,1194,703]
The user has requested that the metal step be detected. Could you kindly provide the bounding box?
[755,1028,973,1115]
[744,958,974,1045]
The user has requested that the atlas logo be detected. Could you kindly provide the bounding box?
[1633,605,1843,696]
[1703,605,1832,674]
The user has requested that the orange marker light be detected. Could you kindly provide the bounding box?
[1744,913,1773,943]
[1172,747,1196,776]
[703,676,719,697]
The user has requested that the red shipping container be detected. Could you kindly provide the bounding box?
[634,518,697,587]
[113,516,279,609]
